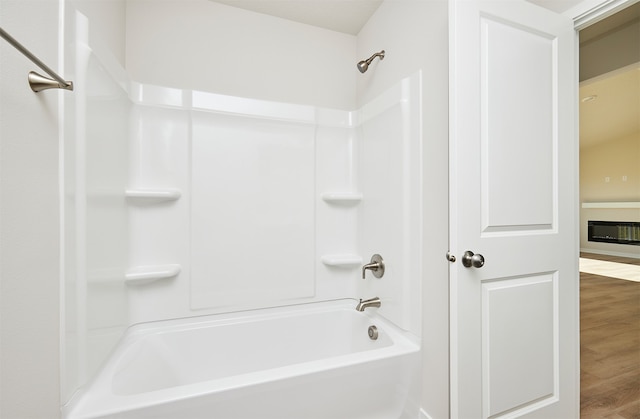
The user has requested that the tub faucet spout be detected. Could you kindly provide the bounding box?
[356,297,381,312]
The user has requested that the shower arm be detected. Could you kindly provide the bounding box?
[363,51,385,65]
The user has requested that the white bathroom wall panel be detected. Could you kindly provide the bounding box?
[71,0,127,66]
[126,104,191,322]
[124,79,420,329]
[125,85,363,323]
[81,56,131,383]
[358,73,422,333]
[315,124,361,298]
[84,53,130,332]
[129,106,189,189]
[190,113,316,309]
[62,9,130,403]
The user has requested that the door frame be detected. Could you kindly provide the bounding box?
[567,0,639,31]
[566,0,639,415]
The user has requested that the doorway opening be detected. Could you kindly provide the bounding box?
[578,3,640,417]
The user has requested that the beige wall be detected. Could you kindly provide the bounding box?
[580,133,640,255]
[581,133,640,202]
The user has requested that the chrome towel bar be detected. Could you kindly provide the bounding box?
[0,26,73,92]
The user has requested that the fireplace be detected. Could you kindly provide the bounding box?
[588,220,640,246]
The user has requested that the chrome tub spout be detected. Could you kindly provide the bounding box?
[356,297,381,312]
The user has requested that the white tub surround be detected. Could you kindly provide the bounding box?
[125,72,422,329]
[122,74,420,328]
[63,38,423,412]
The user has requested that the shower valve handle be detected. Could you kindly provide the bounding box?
[362,254,385,279]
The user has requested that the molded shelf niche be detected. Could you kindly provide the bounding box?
[125,264,181,286]
[321,254,362,268]
[126,188,181,203]
[321,193,363,205]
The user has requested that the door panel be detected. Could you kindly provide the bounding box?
[483,273,556,417]
[449,1,578,418]
[481,16,555,231]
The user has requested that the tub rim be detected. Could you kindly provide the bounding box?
[63,299,420,419]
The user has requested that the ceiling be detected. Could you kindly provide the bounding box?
[579,3,640,149]
[210,0,581,35]
[211,0,383,35]
[580,1,640,43]
[526,0,584,12]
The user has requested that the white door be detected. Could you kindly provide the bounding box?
[449,1,579,418]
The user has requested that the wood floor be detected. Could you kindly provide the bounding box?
[580,252,640,419]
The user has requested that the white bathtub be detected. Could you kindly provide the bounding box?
[64,300,420,419]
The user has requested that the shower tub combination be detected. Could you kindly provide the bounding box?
[64,15,423,416]
[64,300,420,419]
[63,67,424,417]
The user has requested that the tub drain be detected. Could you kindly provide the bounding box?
[368,325,378,340]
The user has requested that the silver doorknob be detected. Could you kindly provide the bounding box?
[462,251,485,268]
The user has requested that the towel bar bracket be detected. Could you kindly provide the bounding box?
[28,71,74,92]
[0,27,74,92]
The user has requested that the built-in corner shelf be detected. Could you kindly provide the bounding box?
[321,193,363,204]
[321,254,362,268]
[125,188,181,203]
[125,264,181,285]
[582,202,640,209]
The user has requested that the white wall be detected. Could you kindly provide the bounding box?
[0,0,61,417]
[357,1,450,418]
[126,0,357,110]
[70,0,126,65]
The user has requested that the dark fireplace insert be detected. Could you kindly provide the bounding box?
[588,220,640,246]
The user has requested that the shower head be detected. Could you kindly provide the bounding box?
[356,61,369,73]
[357,50,385,73]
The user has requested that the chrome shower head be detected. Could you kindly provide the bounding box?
[357,50,385,73]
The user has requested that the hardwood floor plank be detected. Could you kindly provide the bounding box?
[615,400,640,419]
[580,253,640,419]
[581,370,640,417]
